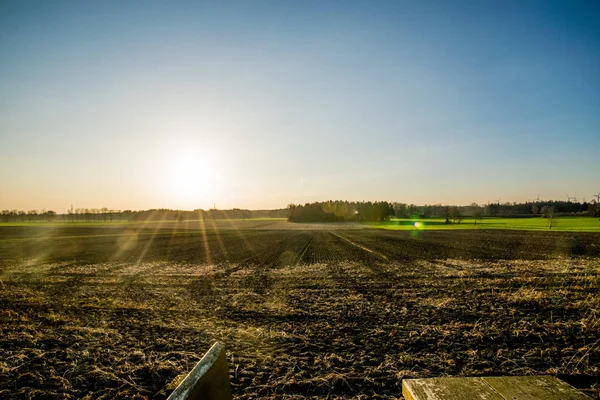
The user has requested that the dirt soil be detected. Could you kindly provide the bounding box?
[0,226,599,399]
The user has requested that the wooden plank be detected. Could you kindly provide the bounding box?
[402,377,504,400]
[402,376,590,400]
[167,341,232,400]
[483,375,590,400]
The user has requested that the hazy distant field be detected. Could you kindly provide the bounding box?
[1,223,599,398]
[2,216,598,232]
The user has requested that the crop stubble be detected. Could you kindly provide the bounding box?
[0,226,599,398]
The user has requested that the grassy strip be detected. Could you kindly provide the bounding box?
[364,217,600,232]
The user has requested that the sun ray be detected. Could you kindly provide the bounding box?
[109,229,139,261]
[197,212,213,265]
[166,211,185,260]
[134,210,167,267]
[206,216,229,263]
[220,209,256,257]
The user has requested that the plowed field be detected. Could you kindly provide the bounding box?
[1,225,599,398]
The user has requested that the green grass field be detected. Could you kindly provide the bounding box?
[1,216,599,232]
[365,216,600,232]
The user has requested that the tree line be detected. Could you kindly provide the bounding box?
[0,210,58,223]
[2,199,598,224]
[287,200,600,223]
[0,208,287,223]
[287,201,393,222]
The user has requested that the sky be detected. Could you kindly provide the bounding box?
[1,0,599,212]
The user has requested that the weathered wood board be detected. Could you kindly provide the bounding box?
[403,377,504,400]
[167,341,232,400]
[402,375,590,400]
[484,376,590,400]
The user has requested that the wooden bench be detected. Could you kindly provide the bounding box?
[167,342,232,400]
[167,344,590,400]
[402,375,590,400]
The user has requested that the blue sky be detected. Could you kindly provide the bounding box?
[1,0,598,211]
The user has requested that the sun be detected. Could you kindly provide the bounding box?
[167,154,220,206]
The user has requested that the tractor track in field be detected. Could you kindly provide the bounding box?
[294,234,314,266]
[329,231,390,261]
[232,231,313,294]
[298,231,384,265]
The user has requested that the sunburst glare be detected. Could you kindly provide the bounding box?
[166,153,221,208]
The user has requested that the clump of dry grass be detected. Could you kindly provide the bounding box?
[504,287,545,304]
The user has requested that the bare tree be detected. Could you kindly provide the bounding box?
[101,207,109,222]
[473,209,483,225]
[541,206,556,229]
[449,207,463,224]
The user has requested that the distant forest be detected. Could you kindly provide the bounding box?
[0,208,287,223]
[1,200,598,223]
[287,200,600,222]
